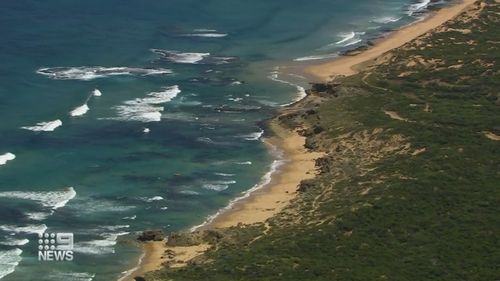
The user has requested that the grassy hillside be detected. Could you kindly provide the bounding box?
[147,1,499,280]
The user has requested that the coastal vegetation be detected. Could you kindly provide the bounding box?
[145,1,499,280]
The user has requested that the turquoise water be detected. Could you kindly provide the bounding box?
[0,0,451,280]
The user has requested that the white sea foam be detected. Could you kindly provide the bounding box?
[92,89,102,97]
[215,172,235,177]
[151,49,210,64]
[372,16,403,24]
[191,158,285,231]
[0,224,47,235]
[21,119,62,132]
[239,129,264,141]
[0,248,22,280]
[70,199,136,214]
[0,153,15,166]
[228,97,243,102]
[73,232,129,255]
[108,85,181,122]
[197,137,214,144]
[117,252,145,281]
[37,67,172,80]
[343,39,363,47]
[183,33,228,38]
[25,212,51,221]
[0,187,76,210]
[0,238,29,246]
[178,190,200,196]
[100,225,130,231]
[236,161,252,165]
[407,0,431,16]
[334,31,366,47]
[335,31,356,44]
[70,103,89,117]
[48,271,95,281]
[202,180,236,192]
[139,196,164,202]
[152,49,236,65]
[293,53,339,62]
[122,215,137,220]
[268,71,307,106]
[182,29,228,38]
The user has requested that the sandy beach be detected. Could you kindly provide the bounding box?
[123,1,478,280]
[208,120,323,228]
[121,120,322,281]
[305,0,478,81]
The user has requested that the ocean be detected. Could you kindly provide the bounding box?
[0,0,450,280]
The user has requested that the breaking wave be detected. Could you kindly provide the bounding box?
[294,53,339,62]
[269,70,307,106]
[238,129,264,141]
[0,224,47,235]
[152,49,237,65]
[48,271,95,281]
[0,187,76,210]
[202,180,237,192]
[407,0,431,16]
[70,103,89,117]
[0,238,29,246]
[192,159,285,231]
[372,16,403,24]
[0,248,23,280]
[93,89,102,96]
[37,67,172,80]
[21,119,62,132]
[106,85,181,122]
[0,153,15,166]
[73,232,129,255]
[151,49,210,64]
[181,29,228,38]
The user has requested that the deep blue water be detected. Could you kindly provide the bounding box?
[0,0,449,280]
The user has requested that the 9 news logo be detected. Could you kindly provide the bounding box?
[37,232,74,261]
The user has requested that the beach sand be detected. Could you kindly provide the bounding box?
[121,121,322,281]
[305,0,478,81]
[208,120,323,228]
[123,1,478,280]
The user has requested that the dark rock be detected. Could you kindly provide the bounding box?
[138,229,164,242]
[313,126,324,134]
[304,137,318,150]
[305,109,317,115]
[203,230,224,243]
[316,156,334,174]
[297,179,317,193]
[310,83,340,95]
[134,276,146,281]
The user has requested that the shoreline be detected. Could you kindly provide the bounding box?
[123,1,478,280]
[305,0,478,81]
[120,120,322,281]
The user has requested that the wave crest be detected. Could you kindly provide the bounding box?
[21,119,62,132]
[0,187,76,210]
[0,153,15,166]
[37,67,172,80]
